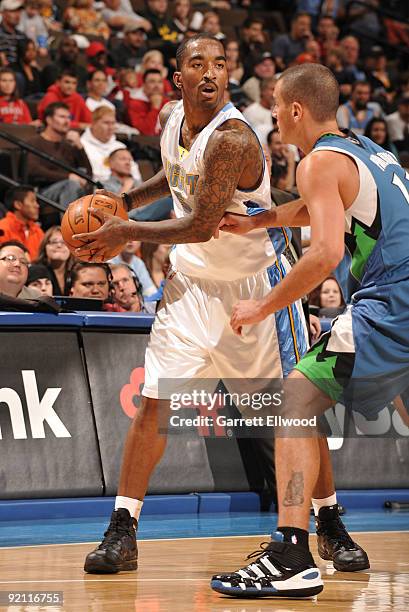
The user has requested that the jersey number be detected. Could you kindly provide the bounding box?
[392,171,409,205]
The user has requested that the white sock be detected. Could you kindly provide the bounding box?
[311,493,337,517]
[115,496,144,520]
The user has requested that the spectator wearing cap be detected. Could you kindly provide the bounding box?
[0,240,40,299]
[0,185,43,261]
[81,106,141,183]
[64,0,110,41]
[337,80,383,135]
[339,36,365,82]
[325,47,355,103]
[101,0,151,33]
[85,70,115,113]
[86,41,116,94]
[141,0,179,46]
[243,76,276,144]
[242,52,276,104]
[102,147,142,195]
[386,95,409,154]
[366,46,397,110]
[113,23,148,69]
[26,263,53,296]
[41,36,88,93]
[271,13,313,70]
[124,68,168,135]
[0,0,28,66]
[38,68,92,129]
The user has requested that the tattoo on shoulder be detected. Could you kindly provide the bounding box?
[283,471,304,507]
[159,101,178,130]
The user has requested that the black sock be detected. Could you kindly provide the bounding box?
[277,526,310,551]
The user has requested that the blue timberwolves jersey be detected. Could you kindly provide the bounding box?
[313,133,409,302]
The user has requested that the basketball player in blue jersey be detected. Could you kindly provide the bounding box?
[75,38,365,583]
[210,62,409,597]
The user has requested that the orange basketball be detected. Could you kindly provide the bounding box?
[61,193,128,262]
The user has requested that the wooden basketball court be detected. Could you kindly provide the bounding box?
[0,532,407,611]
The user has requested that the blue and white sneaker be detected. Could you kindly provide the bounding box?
[211,532,323,598]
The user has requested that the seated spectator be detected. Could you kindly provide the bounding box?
[325,48,355,103]
[386,94,409,154]
[11,38,43,97]
[81,106,141,182]
[0,66,33,123]
[41,36,88,93]
[243,76,276,144]
[0,240,39,298]
[111,263,156,313]
[316,14,339,60]
[267,129,296,192]
[101,0,151,33]
[102,148,142,194]
[64,0,110,41]
[141,0,179,46]
[366,46,396,110]
[109,240,157,297]
[239,17,268,82]
[27,102,92,210]
[35,225,75,295]
[0,0,28,67]
[364,117,400,158]
[135,49,173,95]
[339,36,365,82]
[337,81,383,135]
[112,23,148,70]
[18,0,48,56]
[225,38,244,86]
[39,0,62,34]
[0,185,43,260]
[271,13,313,70]
[242,52,275,104]
[141,242,170,289]
[38,69,92,128]
[200,11,225,40]
[85,42,116,92]
[309,275,346,318]
[125,68,168,135]
[172,0,200,39]
[85,70,115,113]
[25,263,53,296]
[69,261,110,301]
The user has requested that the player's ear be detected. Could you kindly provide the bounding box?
[292,101,302,121]
[173,71,182,90]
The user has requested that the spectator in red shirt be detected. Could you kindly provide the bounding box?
[0,66,33,124]
[0,185,44,260]
[125,68,167,135]
[38,68,92,128]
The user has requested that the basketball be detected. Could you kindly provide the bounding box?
[61,193,128,261]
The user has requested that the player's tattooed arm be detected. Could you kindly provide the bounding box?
[124,120,256,244]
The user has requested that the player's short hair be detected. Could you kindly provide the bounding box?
[277,63,339,122]
[176,33,224,70]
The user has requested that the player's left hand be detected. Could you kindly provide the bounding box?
[73,207,129,262]
[230,299,268,335]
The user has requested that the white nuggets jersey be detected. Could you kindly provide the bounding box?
[161,101,278,281]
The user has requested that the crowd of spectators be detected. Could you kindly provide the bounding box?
[0,0,407,320]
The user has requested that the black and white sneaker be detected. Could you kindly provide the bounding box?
[211,533,323,598]
[315,505,370,572]
[84,508,138,573]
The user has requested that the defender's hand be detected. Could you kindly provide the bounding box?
[230,299,268,335]
[219,213,256,235]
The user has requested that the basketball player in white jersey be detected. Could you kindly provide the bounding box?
[75,35,366,577]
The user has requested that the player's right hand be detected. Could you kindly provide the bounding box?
[218,213,256,235]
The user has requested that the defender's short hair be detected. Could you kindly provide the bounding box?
[278,63,339,122]
[176,33,224,70]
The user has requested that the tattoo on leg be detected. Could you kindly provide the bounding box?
[283,471,304,506]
